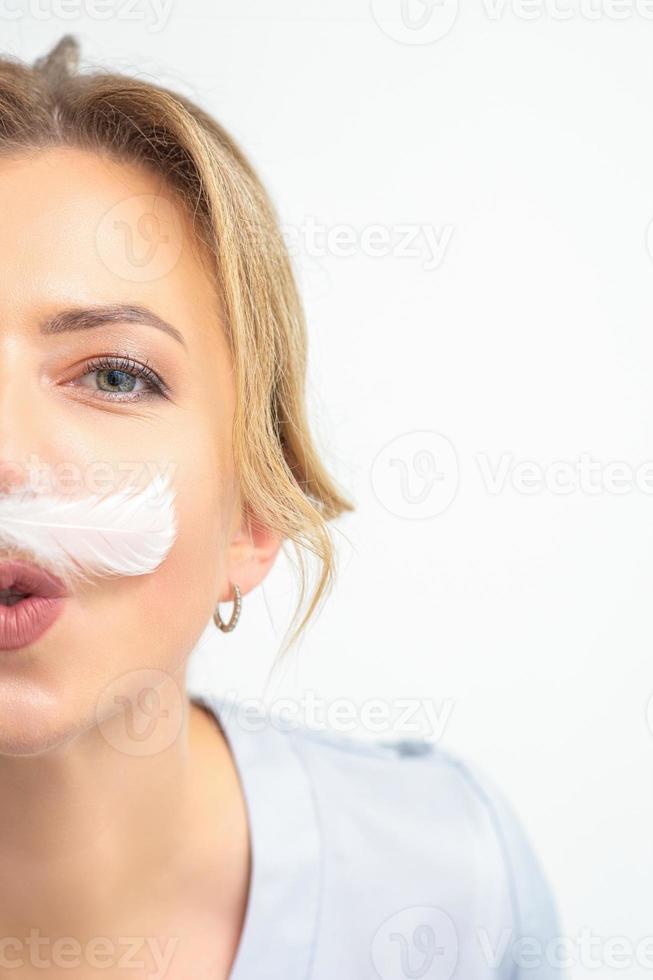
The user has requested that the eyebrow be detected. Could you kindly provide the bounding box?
[40,304,187,348]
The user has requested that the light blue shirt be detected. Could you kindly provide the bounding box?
[189,689,566,980]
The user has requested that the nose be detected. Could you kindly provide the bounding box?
[0,462,33,495]
[0,338,58,495]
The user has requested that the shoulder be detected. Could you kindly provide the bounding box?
[292,719,564,973]
[192,690,566,979]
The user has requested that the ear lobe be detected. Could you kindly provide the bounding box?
[223,508,283,598]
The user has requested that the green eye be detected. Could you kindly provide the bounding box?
[74,355,169,401]
[96,368,139,393]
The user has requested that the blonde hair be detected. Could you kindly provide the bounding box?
[0,35,354,659]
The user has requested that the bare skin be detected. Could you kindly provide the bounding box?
[0,146,282,978]
[0,699,251,978]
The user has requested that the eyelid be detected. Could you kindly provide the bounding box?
[76,354,171,399]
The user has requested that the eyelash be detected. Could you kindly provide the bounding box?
[76,355,170,402]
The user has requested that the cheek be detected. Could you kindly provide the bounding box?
[0,437,232,756]
[92,452,231,675]
[136,472,229,660]
[92,388,234,659]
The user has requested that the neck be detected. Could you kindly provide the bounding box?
[0,671,230,937]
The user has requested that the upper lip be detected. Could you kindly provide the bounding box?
[0,561,68,598]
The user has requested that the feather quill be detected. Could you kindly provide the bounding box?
[0,470,178,588]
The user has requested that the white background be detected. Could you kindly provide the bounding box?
[5,2,653,976]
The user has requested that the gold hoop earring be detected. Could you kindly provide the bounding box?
[213,582,242,633]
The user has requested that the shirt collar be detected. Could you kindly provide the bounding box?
[189,690,322,980]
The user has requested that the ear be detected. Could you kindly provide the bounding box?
[220,504,283,601]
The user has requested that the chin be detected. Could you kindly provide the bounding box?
[0,683,86,757]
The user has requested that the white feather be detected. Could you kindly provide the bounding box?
[0,470,178,586]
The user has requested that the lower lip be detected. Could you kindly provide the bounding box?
[0,596,66,651]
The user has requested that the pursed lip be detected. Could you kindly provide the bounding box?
[0,561,69,598]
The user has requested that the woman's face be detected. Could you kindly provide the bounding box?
[0,146,277,756]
